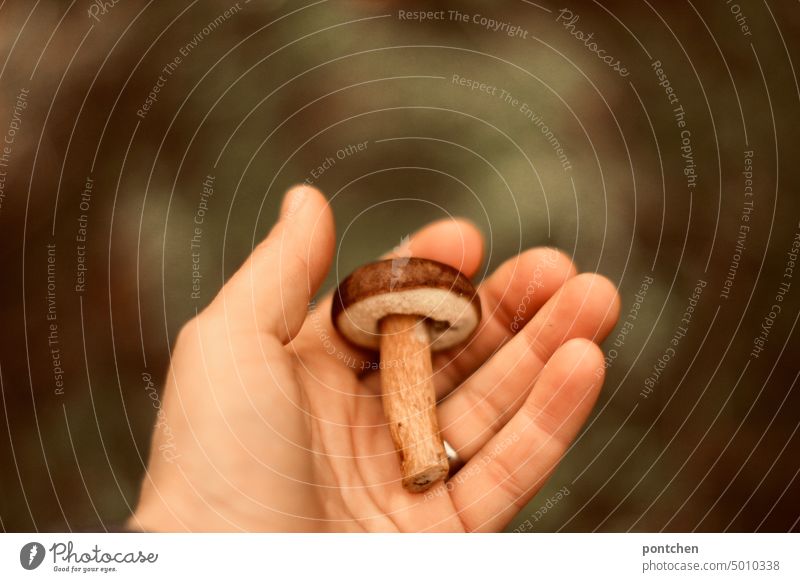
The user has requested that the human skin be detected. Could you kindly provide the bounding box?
[129,185,620,532]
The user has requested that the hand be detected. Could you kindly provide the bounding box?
[130,185,620,532]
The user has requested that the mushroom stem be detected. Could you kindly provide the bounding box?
[378,314,449,492]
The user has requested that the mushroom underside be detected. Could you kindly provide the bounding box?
[334,287,479,350]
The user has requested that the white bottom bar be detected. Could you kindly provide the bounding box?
[1,533,797,581]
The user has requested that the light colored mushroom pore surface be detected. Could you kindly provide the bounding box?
[335,287,479,350]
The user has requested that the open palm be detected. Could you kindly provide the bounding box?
[131,186,620,532]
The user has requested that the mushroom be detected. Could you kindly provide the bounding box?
[332,257,482,492]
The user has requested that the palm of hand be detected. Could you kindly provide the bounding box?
[132,187,619,532]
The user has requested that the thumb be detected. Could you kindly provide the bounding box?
[212,185,335,342]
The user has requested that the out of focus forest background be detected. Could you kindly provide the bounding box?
[1,0,799,531]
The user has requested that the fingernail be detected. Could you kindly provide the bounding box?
[281,186,309,219]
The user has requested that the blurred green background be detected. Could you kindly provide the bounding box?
[0,0,798,531]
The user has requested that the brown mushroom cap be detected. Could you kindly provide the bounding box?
[331,258,482,350]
